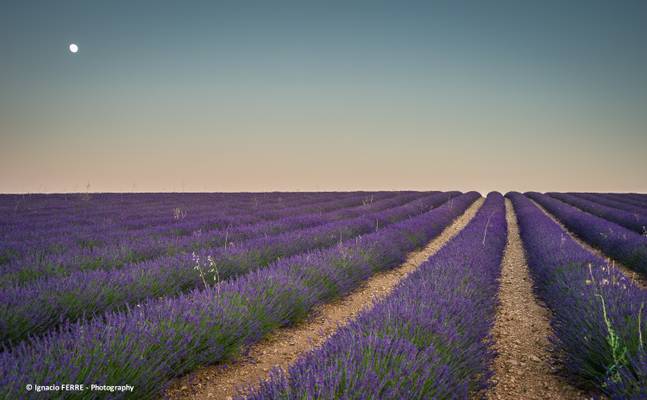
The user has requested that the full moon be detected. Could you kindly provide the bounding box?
[69,43,79,53]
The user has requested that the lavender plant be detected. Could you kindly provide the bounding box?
[549,192,647,234]
[573,193,647,217]
[509,192,647,399]
[1,192,411,285]
[245,192,506,399]
[0,192,454,347]
[0,193,480,399]
[606,193,647,209]
[527,192,647,276]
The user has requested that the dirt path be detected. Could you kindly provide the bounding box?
[530,198,647,289]
[486,200,586,400]
[165,198,485,400]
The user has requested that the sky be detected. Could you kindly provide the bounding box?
[1,0,646,194]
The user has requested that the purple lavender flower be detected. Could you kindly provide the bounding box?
[245,192,506,399]
[509,192,647,399]
[0,192,479,399]
[527,192,647,276]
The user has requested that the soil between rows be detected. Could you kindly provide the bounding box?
[530,198,647,289]
[485,200,586,400]
[165,198,485,400]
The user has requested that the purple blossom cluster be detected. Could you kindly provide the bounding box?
[573,193,647,217]
[0,192,423,286]
[607,193,647,208]
[1,192,408,285]
[549,192,647,234]
[245,192,507,399]
[527,192,647,276]
[1,192,359,258]
[0,192,454,346]
[0,192,480,399]
[508,192,647,399]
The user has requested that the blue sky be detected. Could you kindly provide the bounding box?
[1,0,646,193]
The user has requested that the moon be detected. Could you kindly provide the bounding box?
[69,43,79,54]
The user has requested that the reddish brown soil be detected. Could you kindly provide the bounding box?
[165,198,485,400]
[485,200,587,400]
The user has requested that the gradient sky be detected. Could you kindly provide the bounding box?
[1,0,646,194]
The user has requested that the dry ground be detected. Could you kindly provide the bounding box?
[164,197,628,400]
[485,200,587,400]
[165,198,484,400]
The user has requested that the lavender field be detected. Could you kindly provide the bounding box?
[0,191,646,399]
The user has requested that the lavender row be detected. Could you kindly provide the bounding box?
[0,192,348,279]
[0,192,353,229]
[549,192,647,234]
[621,193,647,203]
[0,192,420,285]
[246,193,506,399]
[604,193,647,210]
[509,192,646,399]
[527,192,647,276]
[0,192,403,274]
[574,193,647,217]
[0,192,434,287]
[0,192,454,346]
[0,193,480,399]
[0,191,381,265]
[0,192,344,263]
[0,192,343,239]
[1,192,383,266]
